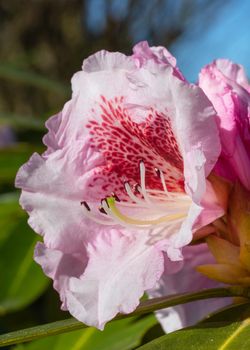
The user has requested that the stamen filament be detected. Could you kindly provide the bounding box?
[159,170,171,197]
[81,204,114,225]
[124,182,144,205]
[139,161,152,204]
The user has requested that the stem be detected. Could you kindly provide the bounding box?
[0,286,249,347]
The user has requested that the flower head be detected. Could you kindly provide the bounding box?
[198,59,250,286]
[199,59,250,190]
[16,42,221,329]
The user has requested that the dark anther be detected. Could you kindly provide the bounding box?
[101,198,109,208]
[154,167,161,178]
[81,201,90,211]
[139,159,144,165]
[134,183,141,193]
[111,192,120,202]
[99,207,107,215]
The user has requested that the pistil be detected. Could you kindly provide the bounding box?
[104,196,187,227]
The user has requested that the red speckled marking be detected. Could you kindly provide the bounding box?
[86,96,184,198]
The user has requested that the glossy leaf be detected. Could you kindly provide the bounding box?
[1,287,249,347]
[0,144,43,183]
[0,193,24,245]
[137,303,250,350]
[0,112,45,131]
[0,218,49,315]
[13,316,157,350]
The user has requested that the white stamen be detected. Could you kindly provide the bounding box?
[124,182,144,205]
[82,162,191,240]
[159,170,171,197]
[81,204,114,225]
[139,161,152,204]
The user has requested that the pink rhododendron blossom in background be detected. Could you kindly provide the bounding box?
[16,42,222,329]
[148,244,230,332]
[199,59,250,190]
[197,60,250,286]
[0,126,15,147]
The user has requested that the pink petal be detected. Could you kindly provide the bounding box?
[199,59,250,190]
[148,244,231,333]
[132,41,176,67]
[15,141,104,250]
[65,230,164,329]
[42,100,72,155]
[156,202,202,261]
[132,41,185,81]
[82,50,134,72]
[193,179,225,238]
[33,224,164,328]
[215,59,250,92]
[34,242,87,309]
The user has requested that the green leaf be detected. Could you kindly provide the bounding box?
[0,144,43,184]
[0,112,45,131]
[0,218,49,315]
[13,316,157,350]
[0,63,69,96]
[0,193,24,246]
[1,287,250,347]
[136,303,250,350]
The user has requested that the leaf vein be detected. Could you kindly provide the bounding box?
[219,318,250,350]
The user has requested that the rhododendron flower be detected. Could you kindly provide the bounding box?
[198,60,250,286]
[199,59,250,190]
[16,42,222,329]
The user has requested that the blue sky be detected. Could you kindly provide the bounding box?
[86,0,250,82]
[171,0,250,81]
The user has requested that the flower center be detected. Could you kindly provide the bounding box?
[81,161,191,239]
